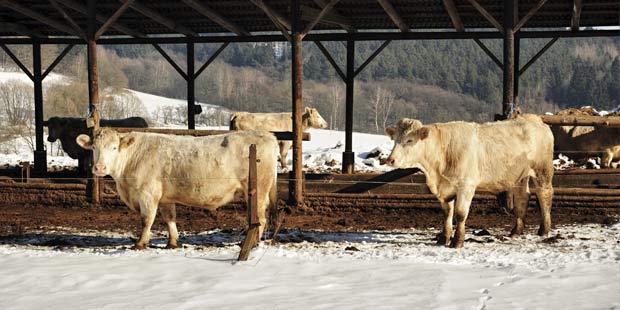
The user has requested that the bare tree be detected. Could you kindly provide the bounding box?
[371,86,395,133]
[0,80,34,127]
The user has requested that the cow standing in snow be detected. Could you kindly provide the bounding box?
[385,114,554,248]
[76,128,279,250]
[229,107,328,167]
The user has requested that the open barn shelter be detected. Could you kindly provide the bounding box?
[0,0,618,204]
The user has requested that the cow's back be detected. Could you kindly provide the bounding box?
[230,112,292,132]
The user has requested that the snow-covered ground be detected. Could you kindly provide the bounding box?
[0,223,619,309]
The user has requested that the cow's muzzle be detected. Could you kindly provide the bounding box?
[92,164,107,177]
[386,157,396,167]
[47,136,56,142]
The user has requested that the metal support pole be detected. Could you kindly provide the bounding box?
[32,41,46,176]
[290,0,304,204]
[502,0,516,117]
[86,0,100,204]
[342,39,355,174]
[514,34,520,106]
[187,42,196,130]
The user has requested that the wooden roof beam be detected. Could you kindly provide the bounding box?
[250,0,291,30]
[48,0,85,39]
[513,0,548,33]
[0,0,81,37]
[0,21,46,38]
[302,0,340,37]
[571,0,582,31]
[442,0,464,32]
[376,0,409,32]
[180,0,250,36]
[312,0,354,32]
[301,5,353,33]
[123,0,197,37]
[55,0,144,37]
[95,0,134,39]
[466,0,504,33]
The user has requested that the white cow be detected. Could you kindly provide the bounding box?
[77,128,279,250]
[385,114,555,248]
[230,107,328,167]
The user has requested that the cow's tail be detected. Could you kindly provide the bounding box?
[268,166,282,240]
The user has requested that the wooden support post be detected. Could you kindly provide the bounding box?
[502,0,516,117]
[238,144,260,261]
[187,42,196,130]
[289,0,304,205]
[20,162,30,183]
[33,41,46,176]
[514,34,520,105]
[342,39,355,174]
[86,0,100,204]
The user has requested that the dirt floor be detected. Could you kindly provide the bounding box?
[1,188,618,239]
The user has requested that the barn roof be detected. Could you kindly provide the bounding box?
[0,0,617,41]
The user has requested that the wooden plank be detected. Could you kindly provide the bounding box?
[151,44,188,80]
[442,0,464,32]
[195,42,229,78]
[513,0,548,33]
[0,0,81,37]
[180,0,250,36]
[54,0,144,37]
[541,115,620,127]
[112,128,311,141]
[123,0,197,37]
[238,144,260,261]
[571,0,582,31]
[353,40,391,77]
[0,44,34,81]
[95,0,135,39]
[42,44,74,79]
[376,0,409,32]
[314,41,346,81]
[518,37,559,76]
[473,38,502,68]
[301,0,340,36]
[466,0,504,33]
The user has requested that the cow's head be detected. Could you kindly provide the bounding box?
[385,118,429,168]
[44,117,64,142]
[303,107,328,129]
[76,128,135,177]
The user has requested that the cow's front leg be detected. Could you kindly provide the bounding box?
[450,187,475,249]
[133,197,159,250]
[437,199,454,246]
[159,203,180,249]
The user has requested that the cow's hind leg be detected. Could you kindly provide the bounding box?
[437,199,454,246]
[159,203,179,249]
[450,187,475,249]
[532,176,553,237]
[133,196,159,250]
[510,179,531,238]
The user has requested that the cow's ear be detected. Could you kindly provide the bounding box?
[120,136,135,149]
[304,107,310,113]
[385,127,396,140]
[42,120,48,126]
[76,134,92,149]
[417,127,429,140]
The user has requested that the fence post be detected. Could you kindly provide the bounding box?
[238,144,260,261]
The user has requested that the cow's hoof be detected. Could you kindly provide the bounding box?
[449,239,464,249]
[436,234,450,246]
[509,233,521,239]
[130,244,147,251]
[165,243,180,249]
[537,227,549,237]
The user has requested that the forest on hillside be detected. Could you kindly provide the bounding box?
[0,37,618,134]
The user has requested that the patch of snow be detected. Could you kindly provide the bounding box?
[0,223,618,309]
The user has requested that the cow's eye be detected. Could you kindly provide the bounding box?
[113,146,118,151]
[406,139,414,144]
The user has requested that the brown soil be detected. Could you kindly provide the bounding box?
[0,186,618,238]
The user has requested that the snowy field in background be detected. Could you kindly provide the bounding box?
[0,223,619,309]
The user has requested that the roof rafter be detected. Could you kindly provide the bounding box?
[123,0,197,37]
[311,0,354,32]
[55,0,144,38]
[376,0,409,32]
[95,0,135,39]
[571,0,583,31]
[302,0,340,37]
[442,0,464,32]
[466,0,504,33]
[250,0,291,30]
[0,0,81,37]
[48,0,85,39]
[180,0,250,36]
[513,0,548,33]
[0,20,46,38]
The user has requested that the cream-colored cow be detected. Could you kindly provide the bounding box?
[385,114,554,248]
[230,107,328,167]
[551,126,620,168]
[77,128,279,250]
